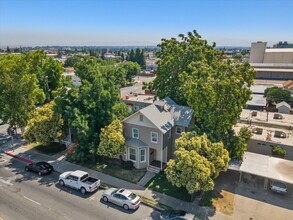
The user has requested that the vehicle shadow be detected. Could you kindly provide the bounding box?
[55,182,98,199]
[4,158,57,187]
[99,198,139,214]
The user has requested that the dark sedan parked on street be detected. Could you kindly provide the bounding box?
[25,161,54,175]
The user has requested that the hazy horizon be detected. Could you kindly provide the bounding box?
[1,0,293,48]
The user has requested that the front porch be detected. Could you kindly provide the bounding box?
[147,160,166,173]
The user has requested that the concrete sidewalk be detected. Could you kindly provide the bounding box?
[3,145,212,219]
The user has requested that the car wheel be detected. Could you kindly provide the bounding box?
[25,167,29,171]
[59,180,65,186]
[103,196,108,202]
[123,204,129,210]
[80,187,86,194]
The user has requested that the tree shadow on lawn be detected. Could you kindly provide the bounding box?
[81,157,147,184]
[27,142,66,156]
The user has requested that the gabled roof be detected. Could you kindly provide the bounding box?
[122,97,193,134]
[139,104,174,134]
[139,97,193,134]
[276,101,291,109]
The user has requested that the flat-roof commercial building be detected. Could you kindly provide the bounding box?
[235,109,293,160]
[250,42,293,80]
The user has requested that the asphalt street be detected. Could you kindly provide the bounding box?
[120,76,155,97]
[0,154,160,220]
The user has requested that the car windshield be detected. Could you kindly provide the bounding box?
[111,189,118,195]
[272,181,287,188]
[128,193,137,200]
[80,174,89,181]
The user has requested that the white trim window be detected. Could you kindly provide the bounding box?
[176,127,182,135]
[129,148,136,162]
[140,149,146,163]
[132,128,139,139]
[151,132,158,143]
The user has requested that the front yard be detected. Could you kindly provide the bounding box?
[146,172,192,202]
[81,158,146,184]
[24,142,66,155]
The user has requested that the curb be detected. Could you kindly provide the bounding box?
[5,152,34,164]
[140,200,164,212]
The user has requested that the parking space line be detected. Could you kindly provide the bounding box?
[24,196,41,205]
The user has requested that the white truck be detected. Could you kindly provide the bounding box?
[59,170,100,194]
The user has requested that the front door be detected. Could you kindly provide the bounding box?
[149,148,155,163]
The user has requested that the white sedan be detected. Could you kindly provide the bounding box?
[102,188,140,210]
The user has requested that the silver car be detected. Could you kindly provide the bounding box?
[102,188,140,210]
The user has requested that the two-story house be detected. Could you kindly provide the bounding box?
[121,97,194,173]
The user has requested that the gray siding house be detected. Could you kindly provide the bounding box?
[122,97,193,173]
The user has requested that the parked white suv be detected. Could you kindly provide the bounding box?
[270,180,287,194]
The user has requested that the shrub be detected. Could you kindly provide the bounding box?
[272,145,286,158]
[122,160,134,170]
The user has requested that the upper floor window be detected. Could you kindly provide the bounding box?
[139,115,143,121]
[132,128,139,139]
[176,127,182,135]
[151,132,158,143]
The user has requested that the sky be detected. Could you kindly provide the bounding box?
[0,0,293,47]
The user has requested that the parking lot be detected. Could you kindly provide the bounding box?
[232,173,293,220]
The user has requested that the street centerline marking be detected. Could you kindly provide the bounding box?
[24,196,41,205]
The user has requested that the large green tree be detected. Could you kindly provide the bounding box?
[97,119,125,158]
[264,86,292,106]
[121,62,140,82]
[224,126,252,159]
[165,132,230,194]
[59,58,127,162]
[154,30,255,143]
[0,54,45,129]
[23,101,64,145]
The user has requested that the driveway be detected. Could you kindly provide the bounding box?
[211,171,293,220]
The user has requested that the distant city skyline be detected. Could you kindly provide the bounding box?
[0,0,293,47]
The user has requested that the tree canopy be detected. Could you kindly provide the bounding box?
[154,30,255,146]
[165,132,230,194]
[127,48,146,69]
[23,101,64,145]
[57,58,127,162]
[97,119,125,158]
[0,54,45,128]
[264,86,293,106]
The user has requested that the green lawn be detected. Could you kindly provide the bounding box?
[146,172,192,202]
[84,159,146,184]
[26,142,66,155]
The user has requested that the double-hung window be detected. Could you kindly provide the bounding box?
[132,128,139,139]
[129,148,136,161]
[151,132,158,143]
[140,149,146,162]
[176,127,182,135]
